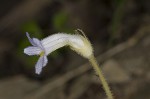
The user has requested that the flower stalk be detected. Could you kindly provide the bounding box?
[89,55,113,99]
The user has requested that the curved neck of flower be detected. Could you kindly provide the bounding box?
[68,35,93,58]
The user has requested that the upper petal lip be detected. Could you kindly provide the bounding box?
[26,32,37,46]
[26,32,45,50]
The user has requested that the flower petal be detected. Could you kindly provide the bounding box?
[43,55,48,67]
[26,32,37,46]
[24,46,42,56]
[33,38,44,49]
[35,57,43,74]
[35,55,48,74]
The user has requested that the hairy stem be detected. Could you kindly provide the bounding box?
[89,55,113,99]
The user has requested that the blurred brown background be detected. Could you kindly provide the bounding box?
[0,0,150,99]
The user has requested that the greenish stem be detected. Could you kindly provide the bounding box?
[89,55,113,99]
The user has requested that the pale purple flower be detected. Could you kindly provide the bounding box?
[24,32,93,75]
[24,32,48,74]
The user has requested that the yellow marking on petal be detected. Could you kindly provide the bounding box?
[40,51,44,57]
